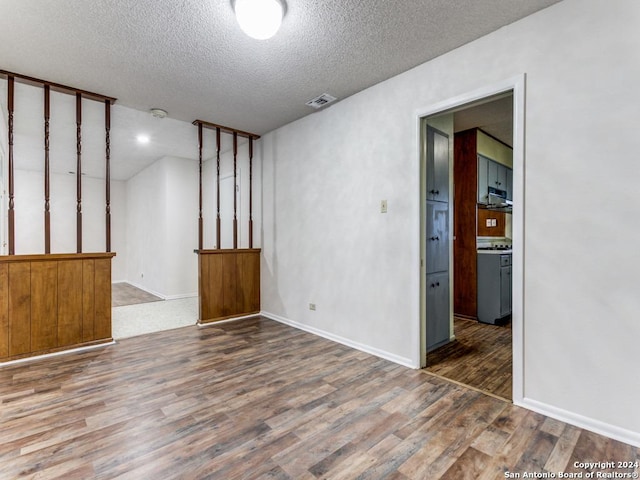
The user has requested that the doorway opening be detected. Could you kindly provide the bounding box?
[419,76,525,404]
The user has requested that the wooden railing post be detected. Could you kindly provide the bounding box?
[233,131,238,249]
[216,127,221,249]
[105,99,111,252]
[197,122,203,250]
[192,120,260,251]
[249,137,253,248]
[76,92,83,253]
[44,85,51,253]
[7,76,15,255]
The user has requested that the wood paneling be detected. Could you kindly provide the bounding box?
[81,259,95,342]
[477,208,506,237]
[59,260,83,347]
[8,262,31,356]
[30,260,58,351]
[454,129,479,318]
[0,264,8,358]
[93,258,112,340]
[197,249,260,324]
[0,253,114,362]
[0,317,636,479]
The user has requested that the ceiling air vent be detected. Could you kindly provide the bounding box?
[306,93,337,109]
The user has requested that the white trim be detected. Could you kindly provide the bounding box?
[197,313,261,327]
[414,74,527,402]
[123,280,197,301]
[165,292,198,301]
[520,398,640,449]
[261,311,415,369]
[0,341,116,367]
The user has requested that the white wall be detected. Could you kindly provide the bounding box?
[261,0,640,444]
[125,155,199,299]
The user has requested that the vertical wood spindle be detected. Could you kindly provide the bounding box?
[76,92,82,253]
[216,127,221,249]
[7,76,15,255]
[198,122,203,250]
[44,85,51,253]
[105,99,111,252]
[233,131,238,249]
[249,137,253,248]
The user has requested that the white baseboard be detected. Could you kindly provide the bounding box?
[165,293,198,301]
[124,281,196,301]
[261,311,415,368]
[197,313,261,328]
[0,341,116,368]
[518,397,640,448]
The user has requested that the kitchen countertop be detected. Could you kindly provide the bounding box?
[477,249,512,255]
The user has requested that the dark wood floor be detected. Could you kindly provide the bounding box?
[1,317,637,479]
[112,282,163,307]
[426,317,512,400]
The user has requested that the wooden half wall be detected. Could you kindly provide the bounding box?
[197,249,260,324]
[0,252,115,362]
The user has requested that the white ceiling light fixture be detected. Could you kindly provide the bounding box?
[136,134,150,144]
[234,0,284,40]
[150,108,168,118]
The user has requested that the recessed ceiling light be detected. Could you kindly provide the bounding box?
[136,134,150,144]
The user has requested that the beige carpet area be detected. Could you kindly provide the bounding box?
[111,282,198,340]
[112,297,198,339]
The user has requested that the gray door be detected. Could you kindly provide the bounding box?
[426,126,449,202]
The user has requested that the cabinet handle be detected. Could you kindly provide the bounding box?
[429,236,439,241]
[430,189,439,195]
[430,282,440,288]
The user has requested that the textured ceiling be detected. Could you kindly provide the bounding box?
[0,0,562,138]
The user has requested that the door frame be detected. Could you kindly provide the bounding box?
[415,74,526,404]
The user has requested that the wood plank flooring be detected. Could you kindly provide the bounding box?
[112,282,163,307]
[426,317,512,400]
[1,317,637,479]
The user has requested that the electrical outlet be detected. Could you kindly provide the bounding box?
[309,303,316,311]
[381,200,388,213]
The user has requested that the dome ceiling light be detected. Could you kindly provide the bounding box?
[234,0,285,40]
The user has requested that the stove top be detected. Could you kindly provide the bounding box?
[477,245,512,251]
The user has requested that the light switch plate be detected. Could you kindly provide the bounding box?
[381,200,388,213]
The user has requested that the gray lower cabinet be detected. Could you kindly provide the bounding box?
[477,253,512,325]
[500,264,512,317]
[426,271,450,351]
